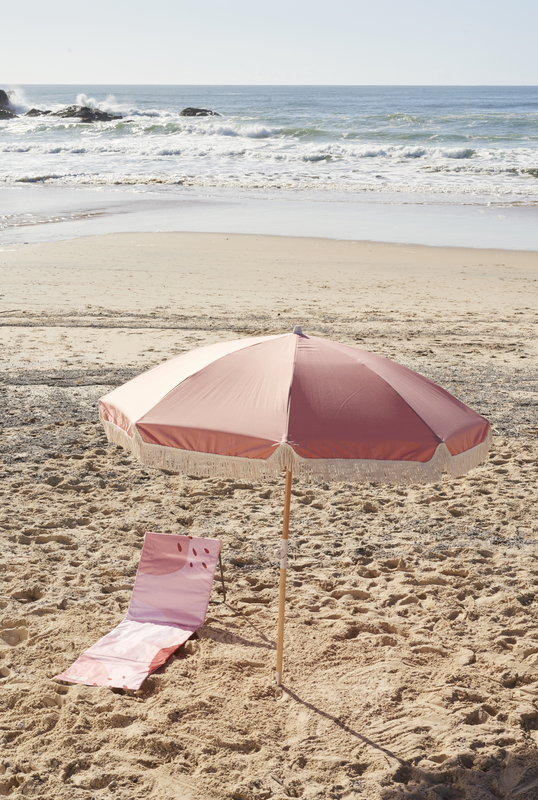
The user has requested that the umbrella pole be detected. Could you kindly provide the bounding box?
[276,467,293,686]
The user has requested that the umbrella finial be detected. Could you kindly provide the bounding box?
[293,325,303,335]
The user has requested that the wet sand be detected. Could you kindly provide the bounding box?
[1,232,538,799]
[2,185,538,250]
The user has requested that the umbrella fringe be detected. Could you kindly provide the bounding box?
[101,415,491,485]
[443,429,492,478]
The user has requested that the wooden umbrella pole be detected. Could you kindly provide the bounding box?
[276,467,293,686]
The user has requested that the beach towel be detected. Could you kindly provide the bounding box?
[54,532,221,690]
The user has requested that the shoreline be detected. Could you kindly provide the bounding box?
[1,183,538,250]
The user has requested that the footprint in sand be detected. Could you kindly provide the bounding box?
[464,705,498,725]
[41,694,64,708]
[11,585,43,602]
[0,628,28,647]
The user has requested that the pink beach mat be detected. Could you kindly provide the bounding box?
[54,532,221,690]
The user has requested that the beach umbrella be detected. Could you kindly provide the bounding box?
[99,326,491,686]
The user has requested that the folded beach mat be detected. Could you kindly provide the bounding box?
[54,532,221,690]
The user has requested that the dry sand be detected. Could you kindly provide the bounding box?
[1,232,538,800]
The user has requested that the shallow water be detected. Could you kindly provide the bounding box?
[1,184,538,250]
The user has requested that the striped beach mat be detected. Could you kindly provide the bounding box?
[54,532,221,690]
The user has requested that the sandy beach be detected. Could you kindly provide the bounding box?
[1,232,538,800]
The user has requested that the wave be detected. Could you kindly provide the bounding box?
[3,88,31,114]
[0,140,528,169]
[76,93,118,111]
[1,170,537,201]
[5,107,537,154]
[74,93,161,118]
[435,147,475,159]
[348,145,475,159]
[182,123,279,138]
[298,144,477,161]
[2,118,482,162]
[14,173,65,183]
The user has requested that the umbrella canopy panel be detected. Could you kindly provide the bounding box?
[100,331,490,484]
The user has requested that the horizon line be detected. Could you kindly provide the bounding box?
[4,83,538,88]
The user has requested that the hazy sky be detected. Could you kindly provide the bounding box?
[4,0,537,85]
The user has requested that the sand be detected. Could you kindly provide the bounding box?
[1,232,538,800]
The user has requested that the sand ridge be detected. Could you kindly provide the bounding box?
[1,233,537,799]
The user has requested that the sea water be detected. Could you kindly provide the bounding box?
[1,85,537,247]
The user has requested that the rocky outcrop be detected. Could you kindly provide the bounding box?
[0,89,17,119]
[180,107,220,117]
[52,106,122,122]
[23,105,121,122]
[1,90,123,122]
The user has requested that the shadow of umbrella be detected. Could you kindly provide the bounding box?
[282,686,405,765]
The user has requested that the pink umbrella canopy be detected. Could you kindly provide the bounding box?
[99,328,490,484]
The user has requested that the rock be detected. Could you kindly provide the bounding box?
[412,645,448,657]
[457,648,476,666]
[18,103,122,122]
[0,89,17,119]
[180,107,220,117]
[448,506,464,517]
[52,105,122,122]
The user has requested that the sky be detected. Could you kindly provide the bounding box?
[3,0,538,85]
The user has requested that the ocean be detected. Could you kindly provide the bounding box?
[1,85,538,247]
